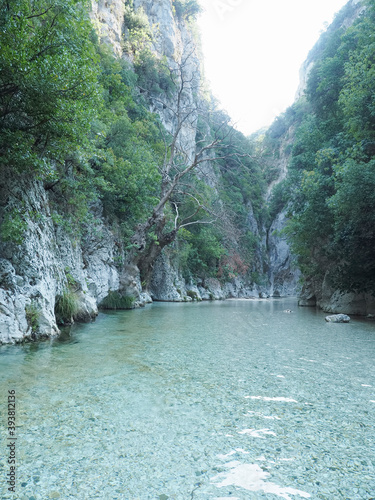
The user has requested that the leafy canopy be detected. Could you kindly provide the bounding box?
[0,0,101,173]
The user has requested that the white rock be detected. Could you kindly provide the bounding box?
[325,314,351,323]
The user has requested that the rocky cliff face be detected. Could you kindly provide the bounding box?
[91,0,278,302]
[263,1,369,306]
[298,274,375,316]
[0,172,124,343]
[0,0,197,344]
[90,0,126,56]
[267,209,300,297]
[264,121,300,298]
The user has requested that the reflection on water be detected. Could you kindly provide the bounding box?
[1,298,375,499]
[211,461,311,499]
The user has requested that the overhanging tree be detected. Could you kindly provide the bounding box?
[124,47,244,286]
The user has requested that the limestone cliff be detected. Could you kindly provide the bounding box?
[91,0,272,302]
[263,120,300,298]
[0,172,124,343]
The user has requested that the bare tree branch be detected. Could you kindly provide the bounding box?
[180,219,217,228]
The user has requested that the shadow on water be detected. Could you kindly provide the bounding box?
[53,324,80,346]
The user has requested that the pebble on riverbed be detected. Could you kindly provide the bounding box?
[325,314,351,323]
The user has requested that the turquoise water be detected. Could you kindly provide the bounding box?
[1,298,375,499]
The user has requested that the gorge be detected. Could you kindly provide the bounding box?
[1,0,375,344]
[1,2,375,498]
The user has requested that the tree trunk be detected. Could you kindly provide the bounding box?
[137,226,178,287]
[123,207,178,290]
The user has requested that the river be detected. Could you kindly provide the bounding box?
[1,298,375,499]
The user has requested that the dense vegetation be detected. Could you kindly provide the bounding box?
[267,0,375,294]
[0,0,265,288]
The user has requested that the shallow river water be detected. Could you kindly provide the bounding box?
[1,298,375,499]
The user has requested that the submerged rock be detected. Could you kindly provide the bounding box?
[325,314,351,323]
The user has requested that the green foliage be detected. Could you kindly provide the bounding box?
[64,267,79,288]
[123,3,152,55]
[186,290,200,301]
[123,2,174,96]
[176,225,226,278]
[277,1,375,293]
[55,289,79,325]
[339,17,375,142]
[217,126,266,221]
[306,38,346,122]
[250,271,266,286]
[0,0,101,174]
[0,208,27,245]
[99,291,135,310]
[260,100,308,185]
[122,0,175,100]
[89,45,164,238]
[35,31,166,244]
[134,50,175,96]
[166,120,266,282]
[0,0,269,292]
[25,302,39,334]
[173,0,202,21]
[268,180,289,222]
[267,103,305,141]
[328,159,375,292]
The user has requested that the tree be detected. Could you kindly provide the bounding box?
[0,0,101,175]
[329,159,375,292]
[124,47,243,286]
[339,13,375,143]
[173,0,202,21]
[277,1,375,295]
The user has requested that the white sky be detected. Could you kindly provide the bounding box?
[197,0,348,135]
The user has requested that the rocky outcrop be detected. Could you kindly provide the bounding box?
[0,174,127,343]
[263,122,301,298]
[298,281,317,307]
[149,250,275,303]
[320,291,375,316]
[297,272,375,316]
[1,177,64,343]
[133,0,179,59]
[0,0,306,344]
[149,253,187,301]
[0,0,203,344]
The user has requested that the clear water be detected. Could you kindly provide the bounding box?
[1,298,375,500]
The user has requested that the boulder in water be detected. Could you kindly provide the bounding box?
[325,314,350,323]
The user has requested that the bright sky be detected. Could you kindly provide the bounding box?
[198,0,348,135]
